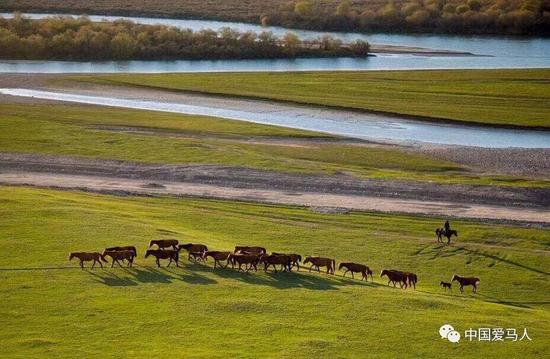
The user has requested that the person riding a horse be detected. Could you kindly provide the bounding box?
[444,220,451,233]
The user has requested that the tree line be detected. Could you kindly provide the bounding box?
[0,14,370,61]
[263,0,549,35]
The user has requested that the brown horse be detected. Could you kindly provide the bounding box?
[69,252,107,269]
[436,228,458,244]
[260,254,291,273]
[452,274,480,293]
[178,243,208,255]
[228,253,260,272]
[339,262,373,281]
[234,246,267,255]
[103,250,135,268]
[178,243,208,262]
[105,246,137,257]
[304,256,335,274]
[145,249,179,268]
[203,251,232,268]
[149,239,179,250]
[272,252,302,271]
[380,269,409,288]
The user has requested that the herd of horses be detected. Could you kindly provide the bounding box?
[69,237,481,293]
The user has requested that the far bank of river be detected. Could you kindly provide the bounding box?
[0,13,549,73]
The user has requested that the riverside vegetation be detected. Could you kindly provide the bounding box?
[1,0,548,35]
[0,14,370,60]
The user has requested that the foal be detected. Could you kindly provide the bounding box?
[440,281,452,291]
[69,252,106,270]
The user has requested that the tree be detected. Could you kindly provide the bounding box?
[282,32,300,56]
[349,39,370,56]
[294,1,313,17]
[336,0,353,16]
[111,32,138,59]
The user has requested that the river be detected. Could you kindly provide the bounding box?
[1,88,548,148]
[1,12,549,73]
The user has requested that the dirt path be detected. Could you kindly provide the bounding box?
[2,171,549,224]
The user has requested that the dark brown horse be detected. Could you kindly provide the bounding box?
[339,262,373,281]
[380,269,409,288]
[405,272,418,289]
[228,253,260,272]
[105,246,137,257]
[103,250,135,268]
[145,249,179,268]
[149,239,179,250]
[69,252,107,269]
[234,246,267,255]
[452,274,480,293]
[272,252,302,271]
[187,252,205,263]
[436,228,458,244]
[304,256,335,274]
[203,251,232,268]
[260,254,291,273]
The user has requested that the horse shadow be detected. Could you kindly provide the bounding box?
[87,269,138,287]
[164,266,217,285]
[128,266,178,284]
[192,263,375,290]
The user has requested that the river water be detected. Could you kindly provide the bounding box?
[2,88,548,148]
[1,13,549,73]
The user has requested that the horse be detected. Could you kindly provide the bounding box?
[435,228,458,244]
[259,254,291,273]
[145,249,179,268]
[187,252,205,263]
[440,281,452,291]
[228,253,260,272]
[178,243,208,263]
[304,256,335,274]
[380,269,409,288]
[69,252,106,269]
[272,252,302,271]
[178,243,208,255]
[234,246,267,255]
[339,262,373,281]
[149,239,179,250]
[203,251,232,269]
[105,246,137,257]
[451,274,480,293]
[405,272,418,289]
[103,250,135,268]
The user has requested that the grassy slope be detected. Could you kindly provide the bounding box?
[0,186,549,358]
[80,69,550,128]
[3,103,546,187]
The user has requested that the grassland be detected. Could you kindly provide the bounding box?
[80,69,550,129]
[0,185,549,357]
[1,102,548,188]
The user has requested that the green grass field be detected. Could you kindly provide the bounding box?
[1,103,548,188]
[1,186,549,358]
[78,69,550,128]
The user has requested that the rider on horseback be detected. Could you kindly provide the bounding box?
[444,220,451,234]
